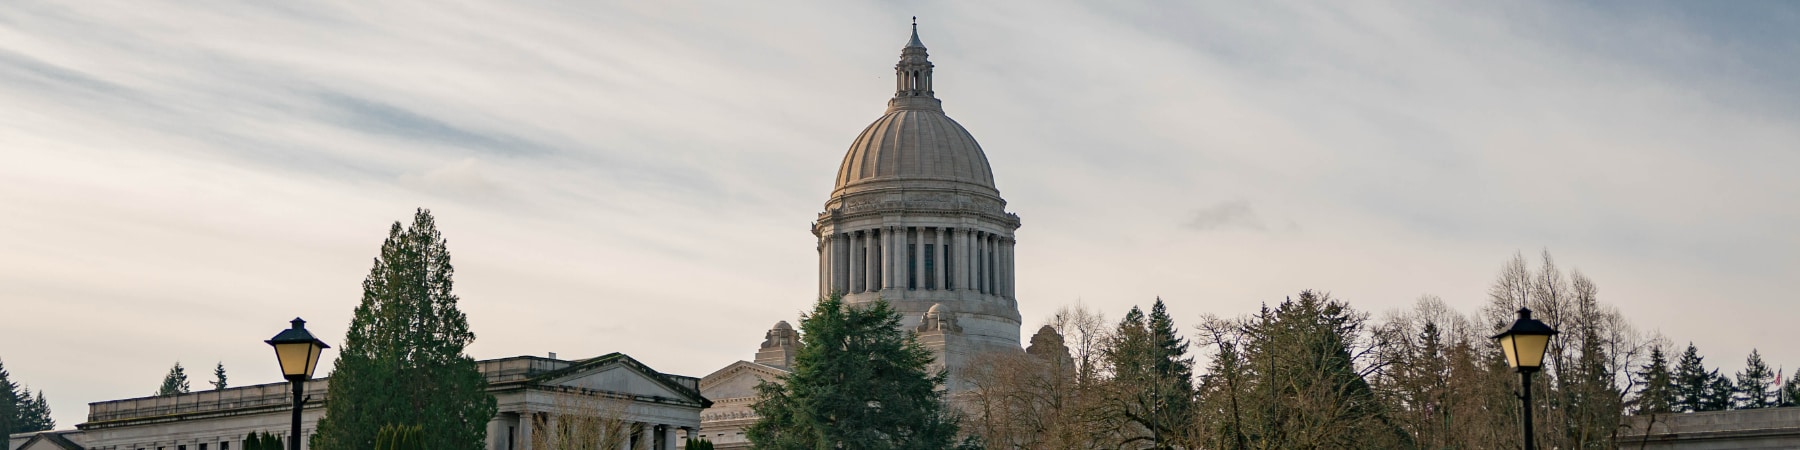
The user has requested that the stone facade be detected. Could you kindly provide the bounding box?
[52,353,705,450]
[691,24,1029,449]
[812,23,1022,393]
[1622,408,1800,449]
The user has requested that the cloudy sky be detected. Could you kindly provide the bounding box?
[4,1,1798,428]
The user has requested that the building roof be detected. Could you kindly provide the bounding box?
[832,26,997,197]
[13,431,84,450]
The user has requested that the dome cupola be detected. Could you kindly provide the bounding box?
[832,20,998,198]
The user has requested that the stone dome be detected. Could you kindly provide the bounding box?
[834,107,995,194]
[831,23,996,197]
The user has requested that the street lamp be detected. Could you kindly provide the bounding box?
[267,318,330,450]
[1491,307,1558,450]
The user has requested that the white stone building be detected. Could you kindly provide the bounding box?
[695,23,1026,447]
[813,23,1023,391]
[14,354,706,450]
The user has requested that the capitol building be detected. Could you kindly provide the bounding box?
[693,24,1025,448]
[8,25,1026,450]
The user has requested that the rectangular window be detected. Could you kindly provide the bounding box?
[942,243,952,290]
[923,245,936,289]
[907,236,917,290]
[221,443,229,450]
[200,444,208,450]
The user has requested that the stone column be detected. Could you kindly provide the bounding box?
[487,415,507,450]
[985,235,996,295]
[849,232,862,293]
[662,425,677,450]
[818,235,829,297]
[1003,237,1015,298]
[864,230,878,294]
[519,411,534,450]
[979,232,993,295]
[932,227,946,290]
[880,227,893,290]
[835,232,849,294]
[623,422,641,450]
[958,229,972,291]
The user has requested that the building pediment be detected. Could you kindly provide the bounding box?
[699,361,791,402]
[530,353,710,408]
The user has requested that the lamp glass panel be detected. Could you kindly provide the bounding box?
[304,344,324,378]
[1499,335,1521,368]
[1512,334,1551,369]
[274,342,314,377]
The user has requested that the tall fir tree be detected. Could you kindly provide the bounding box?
[1673,343,1711,412]
[210,362,228,391]
[157,362,191,396]
[0,359,17,435]
[1633,345,1676,414]
[1702,370,1736,411]
[747,294,971,450]
[1736,349,1776,409]
[15,389,53,432]
[1104,299,1196,449]
[312,209,496,450]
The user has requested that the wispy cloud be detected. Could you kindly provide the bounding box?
[1,1,1797,429]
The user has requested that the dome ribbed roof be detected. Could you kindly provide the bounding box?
[831,25,996,194]
[834,107,995,192]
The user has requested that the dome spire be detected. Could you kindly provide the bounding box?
[907,16,924,48]
[892,18,938,110]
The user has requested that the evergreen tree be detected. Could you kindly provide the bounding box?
[211,362,228,391]
[0,359,17,435]
[14,389,53,432]
[1736,349,1776,409]
[1673,343,1710,412]
[747,294,971,450]
[1235,291,1410,448]
[1633,345,1676,415]
[1701,370,1736,411]
[1780,373,1800,407]
[1103,300,1195,449]
[157,362,190,396]
[312,209,497,450]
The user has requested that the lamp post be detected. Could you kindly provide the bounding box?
[267,318,330,450]
[1491,307,1558,450]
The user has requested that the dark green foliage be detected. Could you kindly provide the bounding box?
[1781,374,1800,407]
[1233,291,1410,448]
[15,390,52,432]
[157,362,190,396]
[683,437,715,450]
[1673,343,1711,412]
[1736,349,1775,409]
[243,431,284,450]
[0,360,54,434]
[1633,345,1676,414]
[375,424,425,450]
[1103,300,1196,449]
[211,362,228,391]
[747,294,973,450]
[1702,370,1735,411]
[0,360,14,435]
[312,209,497,450]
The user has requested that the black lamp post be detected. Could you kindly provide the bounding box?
[1491,307,1558,450]
[267,318,330,450]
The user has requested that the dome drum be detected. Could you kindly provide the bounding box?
[811,23,1022,392]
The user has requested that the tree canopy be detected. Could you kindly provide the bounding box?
[311,209,496,450]
[747,294,972,450]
